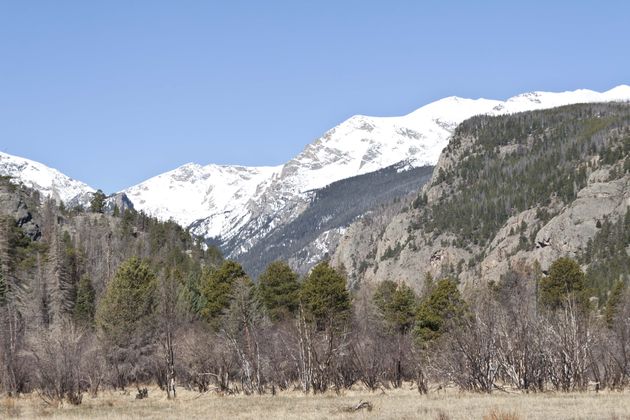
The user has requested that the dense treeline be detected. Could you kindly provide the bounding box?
[413,103,630,254]
[2,176,630,404]
[581,209,630,303]
[0,177,222,402]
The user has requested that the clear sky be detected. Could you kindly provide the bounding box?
[1,1,628,193]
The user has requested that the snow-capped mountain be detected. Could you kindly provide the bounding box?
[122,85,630,258]
[124,163,281,239]
[0,151,95,204]
[5,86,628,262]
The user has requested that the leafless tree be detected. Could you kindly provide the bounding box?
[541,297,592,391]
[220,277,265,394]
[26,322,87,405]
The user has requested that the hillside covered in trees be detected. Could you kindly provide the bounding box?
[335,102,630,303]
[235,162,434,277]
[2,103,630,407]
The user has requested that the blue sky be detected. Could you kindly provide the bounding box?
[1,1,628,193]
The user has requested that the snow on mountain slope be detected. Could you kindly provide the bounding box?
[0,151,95,203]
[122,85,630,256]
[124,163,281,238]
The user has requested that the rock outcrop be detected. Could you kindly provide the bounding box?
[333,102,630,292]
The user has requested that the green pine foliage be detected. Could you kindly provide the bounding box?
[373,280,396,312]
[605,280,625,328]
[96,257,157,347]
[199,260,247,326]
[258,261,300,321]
[300,261,351,330]
[7,218,43,273]
[74,275,96,326]
[538,257,587,311]
[415,278,466,343]
[380,242,404,261]
[373,280,417,334]
[90,189,107,214]
[413,104,630,252]
[581,208,630,304]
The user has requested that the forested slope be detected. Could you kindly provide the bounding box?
[334,102,630,303]
[237,163,434,277]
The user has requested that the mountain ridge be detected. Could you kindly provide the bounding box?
[0,151,95,204]
[332,102,630,293]
[3,85,630,266]
[121,85,630,258]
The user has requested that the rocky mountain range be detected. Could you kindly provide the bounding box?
[3,85,630,278]
[122,86,630,266]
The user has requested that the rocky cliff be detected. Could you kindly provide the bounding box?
[333,102,630,295]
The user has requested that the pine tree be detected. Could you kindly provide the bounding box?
[539,257,587,311]
[373,280,417,335]
[258,261,299,321]
[199,260,247,327]
[605,280,625,328]
[373,280,418,388]
[300,261,351,330]
[74,275,95,326]
[373,280,396,315]
[90,190,106,214]
[96,257,157,348]
[415,278,466,343]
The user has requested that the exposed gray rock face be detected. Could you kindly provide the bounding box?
[0,180,41,240]
[334,208,475,293]
[530,175,630,272]
[333,103,630,292]
[104,192,135,214]
[465,175,630,284]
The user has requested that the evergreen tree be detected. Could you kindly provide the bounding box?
[605,280,625,328]
[581,209,630,303]
[258,261,299,321]
[96,257,157,348]
[199,260,247,326]
[74,275,95,326]
[539,257,587,311]
[415,278,466,343]
[300,261,351,330]
[373,280,417,334]
[90,189,106,214]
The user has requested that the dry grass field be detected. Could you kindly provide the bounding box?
[2,386,630,420]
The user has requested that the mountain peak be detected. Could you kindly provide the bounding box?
[604,84,630,99]
[0,151,94,203]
